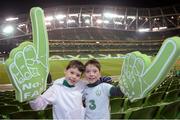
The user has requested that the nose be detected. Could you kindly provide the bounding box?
[72,74,77,79]
[89,72,94,76]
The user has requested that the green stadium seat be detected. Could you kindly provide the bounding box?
[127,105,159,119]
[0,105,20,118]
[124,98,145,111]
[163,89,180,102]
[156,100,180,119]
[43,107,53,119]
[0,102,5,106]
[110,98,125,113]
[144,92,165,106]
[111,112,126,119]
[9,110,44,119]
[0,98,14,104]
[155,86,168,93]
[167,84,178,91]
[22,102,32,110]
[8,100,23,109]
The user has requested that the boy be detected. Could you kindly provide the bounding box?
[30,60,85,119]
[83,59,124,119]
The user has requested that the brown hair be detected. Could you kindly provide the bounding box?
[85,59,101,71]
[66,60,85,73]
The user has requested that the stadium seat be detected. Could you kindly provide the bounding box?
[127,105,159,119]
[156,100,180,119]
[123,98,145,111]
[144,92,165,106]
[155,86,168,93]
[163,89,180,102]
[22,102,32,110]
[0,105,20,118]
[110,98,125,113]
[0,102,5,106]
[0,98,15,104]
[111,112,126,119]
[9,110,44,119]
[43,107,53,119]
[167,84,178,91]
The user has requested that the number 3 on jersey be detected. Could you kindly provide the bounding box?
[89,100,96,110]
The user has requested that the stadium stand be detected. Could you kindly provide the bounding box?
[0,4,180,119]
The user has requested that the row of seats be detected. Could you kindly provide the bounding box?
[111,100,180,119]
[110,88,180,112]
[110,76,180,119]
[0,76,179,119]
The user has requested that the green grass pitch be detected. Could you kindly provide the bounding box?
[0,58,124,84]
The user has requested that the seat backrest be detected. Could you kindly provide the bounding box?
[9,110,43,119]
[164,89,180,102]
[124,98,145,111]
[158,100,180,119]
[110,98,125,113]
[43,107,53,119]
[111,112,126,119]
[22,102,32,110]
[0,105,19,115]
[128,105,159,119]
[144,92,165,106]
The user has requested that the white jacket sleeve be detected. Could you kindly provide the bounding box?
[29,84,58,110]
[29,96,48,110]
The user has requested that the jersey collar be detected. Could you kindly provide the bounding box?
[87,80,100,87]
[63,80,75,88]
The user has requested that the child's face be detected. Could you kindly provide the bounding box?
[84,64,101,84]
[64,67,82,85]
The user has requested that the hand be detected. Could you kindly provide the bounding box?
[100,76,112,84]
[119,37,180,102]
[5,7,49,102]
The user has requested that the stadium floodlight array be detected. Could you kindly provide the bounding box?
[0,5,179,39]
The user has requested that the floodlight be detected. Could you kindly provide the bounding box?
[159,26,167,30]
[85,19,90,24]
[103,13,115,18]
[138,28,150,32]
[55,14,66,20]
[103,20,109,24]
[6,17,19,21]
[3,25,14,34]
[152,27,159,31]
[82,14,91,17]
[59,21,65,24]
[114,21,123,25]
[18,23,26,27]
[92,14,102,17]
[45,22,51,26]
[127,16,135,19]
[69,14,78,17]
[96,19,103,24]
[67,19,75,23]
[45,16,53,21]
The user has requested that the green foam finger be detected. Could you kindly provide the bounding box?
[5,7,49,102]
[14,51,32,80]
[119,36,180,102]
[30,7,49,69]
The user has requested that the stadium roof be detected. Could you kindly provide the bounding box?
[0,0,179,17]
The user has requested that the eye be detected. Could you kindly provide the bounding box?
[93,70,97,73]
[71,71,74,74]
[85,70,90,73]
[76,74,80,77]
